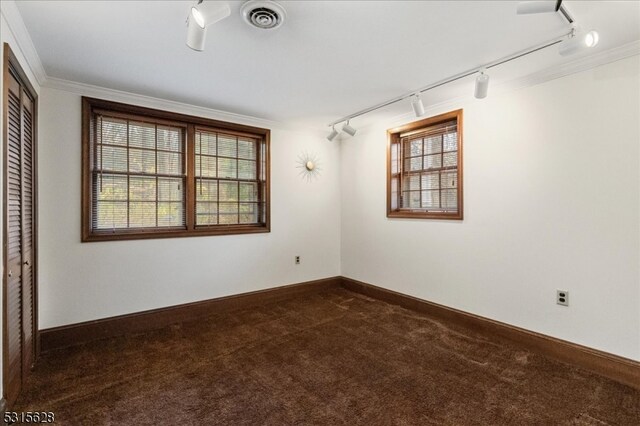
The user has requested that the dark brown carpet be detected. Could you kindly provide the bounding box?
[15,288,640,425]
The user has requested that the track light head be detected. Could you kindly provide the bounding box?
[584,30,599,48]
[186,2,231,51]
[187,18,208,51]
[327,126,339,141]
[342,121,357,137]
[411,94,425,117]
[558,29,600,56]
[474,71,490,99]
[517,0,562,15]
[191,6,206,28]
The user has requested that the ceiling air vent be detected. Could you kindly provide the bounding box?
[241,1,286,30]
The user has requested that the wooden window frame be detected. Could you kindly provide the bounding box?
[82,97,270,242]
[387,109,463,220]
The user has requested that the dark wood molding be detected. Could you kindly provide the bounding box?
[387,109,463,220]
[340,277,640,390]
[0,398,6,421]
[38,274,639,389]
[40,277,342,352]
[81,96,271,242]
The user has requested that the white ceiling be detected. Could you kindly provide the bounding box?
[14,1,640,127]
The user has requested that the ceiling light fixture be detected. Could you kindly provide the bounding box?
[411,94,425,117]
[186,1,231,51]
[326,3,594,136]
[558,28,600,56]
[342,121,357,137]
[326,126,339,141]
[474,70,490,99]
[517,1,562,15]
[516,0,573,24]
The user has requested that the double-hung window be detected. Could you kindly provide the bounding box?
[387,109,463,220]
[82,97,270,241]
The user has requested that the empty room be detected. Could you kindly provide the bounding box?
[1,0,639,424]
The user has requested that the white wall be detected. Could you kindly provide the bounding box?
[340,56,640,361]
[38,86,341,329]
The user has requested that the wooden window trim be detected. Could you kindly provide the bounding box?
[81,97,271,242]
[386,109,463,220]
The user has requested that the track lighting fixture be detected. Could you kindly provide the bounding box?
[326,2,596,136]
[517,0,562,15]
[474,70,490,99]
[186,1,231,51]
[411,94,425,117]
[342,121,357,137]
[558,29,600,56]
[326,126,339,141]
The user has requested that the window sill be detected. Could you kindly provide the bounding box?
[82,224,270,242]
[387,210,463,220]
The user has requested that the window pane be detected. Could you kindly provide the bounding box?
[219,202,239,224]
[157,152,181,175]
[129,176,156,201]
[391,177,398,210]
[425,136,442,154]
[101,118,127,146]
[98,145,128,172]
[95,201,127,229]
[240,203,258,224]
[403,174,420,191]
[196,179,218,202]
[218,134,237,157]
[442,189,458,210]
[421,190,440,209]
[219,181,238,202]
[404,138,422,157]
[441,171,457,189]
[404,157,422,172]
[196,131,216,155]
[158,202,183,227]
[196,155,217,178]
[443,152,457,168]
[129,202,156,227]
[239,182,257,202]
[402,191,421,208]
[96,174,128,201]
[129,122,155,149]
[424,154,442,169]
[238,159,256,180]
[238,138,256,159]
[197,202,216,214]
[157,126,181,152]
[129,148,156,174]
[443,132,457,151]
[158,178,182,202]
[421,172,440,190]
[391,143,399,174]
[196,202,219,226]
[218,157,237,179]
[260,142,266,181]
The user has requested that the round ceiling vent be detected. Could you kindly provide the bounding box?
[241,1,286,30]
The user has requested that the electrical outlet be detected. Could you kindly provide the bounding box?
[557,290,569,307]
[295,256,300,265]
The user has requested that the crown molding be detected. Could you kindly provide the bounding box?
[370,40,640,132]
[500,40,640,93]
[44,77,287,130]
[0,0,47,87]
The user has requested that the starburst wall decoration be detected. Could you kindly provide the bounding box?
[296,152,321,182]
